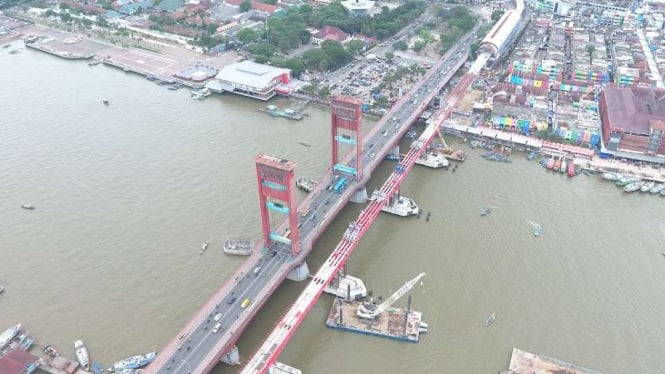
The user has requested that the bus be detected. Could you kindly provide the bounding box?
[241,298,251,309]
[333,177,348,193]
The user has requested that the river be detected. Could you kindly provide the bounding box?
[1,43,664,374]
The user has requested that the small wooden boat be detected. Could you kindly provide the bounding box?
[480,208,491,216]
[42,344,59,357]
[0,285,4,293]
[299,141,311,147]
[485,312,496,327]
[199,241,209,254]
[21,204,35,210]
[533,224,542,237]
[102,99,109,105]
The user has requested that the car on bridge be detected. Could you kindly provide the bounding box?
[227,297,237,305]
[214,312,223,322]
[241,298,251,309]
[213,323,222,333]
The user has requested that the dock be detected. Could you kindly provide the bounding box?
[506,348,603,374]
[325,298,424,343]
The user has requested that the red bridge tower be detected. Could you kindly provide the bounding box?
[330,96,363,182]
[255,154,299,256]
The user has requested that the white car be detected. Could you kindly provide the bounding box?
[370,152,376,159]
[213,323,222,333]
[214,313,223,322]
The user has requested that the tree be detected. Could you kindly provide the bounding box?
[345,39,364,56]
[491,10,505,22]
[393,40,408,51]
[384,51,394,61]
[239,0,251,13]
[469,42,479,59]
[237,28,256,44]
[412,40,426,52]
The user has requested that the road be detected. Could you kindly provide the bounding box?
[151,25,479,374]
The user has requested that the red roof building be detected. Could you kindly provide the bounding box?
[599,84,665,155]
[312,26,350,45]
[224,0,280,13]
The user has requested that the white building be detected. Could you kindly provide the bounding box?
[206,61,291,100]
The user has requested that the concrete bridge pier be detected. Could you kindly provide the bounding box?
[350,186,368,203]
[221,345,240,365]
[287,261,310,281]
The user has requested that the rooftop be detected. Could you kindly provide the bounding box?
[601,85,665,134]
[214,61,290,89]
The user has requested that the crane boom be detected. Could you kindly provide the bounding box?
[357,272,426,319]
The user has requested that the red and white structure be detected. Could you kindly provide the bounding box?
[241,71,477,374]
[255,154,300,256]
[330,96,364,182]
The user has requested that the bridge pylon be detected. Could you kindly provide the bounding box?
[330,96,363,182]
[255,154,300,257]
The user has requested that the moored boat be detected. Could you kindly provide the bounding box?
[661,188,665,196]
[42,344,59,357]
[296,177,318,193]
[369,190,420,217]
[566,162,576,177]
[623,181,644,193]
[616,177,639,187]
[75,340,90,371]
[111,351,156,371]
[0,323,21,348]
[553,159,562,171]
[200,241,209,254]
[191,88,211,99]
[640,181,655,192]
[485,312,496,327]
[526,151,538,160]
[559,159,567,173]
[602,172,621,181]
[546,159,554,170]
[649,183,665,194]
[21,204,35,210]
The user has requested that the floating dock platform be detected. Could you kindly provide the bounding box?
[325,299,424,343]
[506,348,603,374]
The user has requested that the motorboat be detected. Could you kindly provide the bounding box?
[200,241,209,254]
[111,351,157,371]
[640,181,655,192]
[623,181,643,193]
[480,208,491,216]
[661,189,665,196]
[0,324,21,348]
[42,344,59,357]
[485,312,496,327]
[0,285,4,293]
[299,141,311,147]
[75,340,90,371]
[296,177,318,193]
[616,177,639,187]
[21,204,35,210]
[223,240,253,256]
[602,172,621,181]
[649,183,665,194]
[533,224,542,237]
[526,151,538,160]
[559,159,567,173]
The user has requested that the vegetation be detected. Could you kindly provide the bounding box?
[435,5,477,54]
[491,9,505,22]
[240,0,426,75]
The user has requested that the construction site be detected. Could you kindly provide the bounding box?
[324,273,428,343]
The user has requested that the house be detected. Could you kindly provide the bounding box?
[311,25,350,45]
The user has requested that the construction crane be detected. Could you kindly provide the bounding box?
[357,272,426,319]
